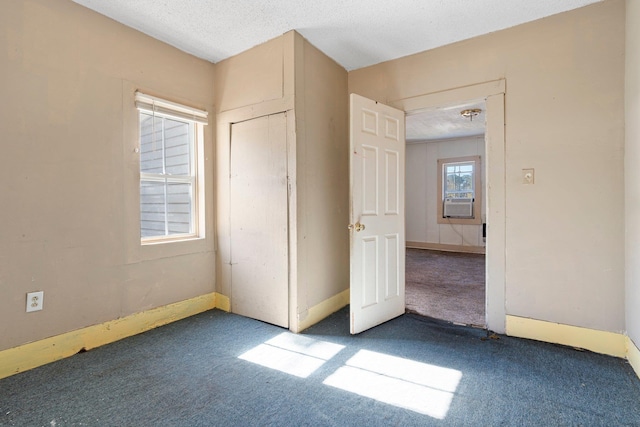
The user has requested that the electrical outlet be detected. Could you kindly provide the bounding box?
[26,291,44,312]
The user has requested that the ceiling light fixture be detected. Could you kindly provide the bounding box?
[460,108,482,122]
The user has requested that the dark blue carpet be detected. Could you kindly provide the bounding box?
[1,308,638,426]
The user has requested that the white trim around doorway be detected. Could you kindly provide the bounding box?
[391,79,506,333]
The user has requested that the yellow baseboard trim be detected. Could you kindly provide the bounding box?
[0,292,217,380]
[627,337,640,380]
[296,289,350,333]
[506,315,626,358]
[215,293,230,312]
[406,241,485,254]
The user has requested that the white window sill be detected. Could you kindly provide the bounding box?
[141,235,205,246]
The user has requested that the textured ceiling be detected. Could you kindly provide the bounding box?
[71,0,599,140]
[406,101,486,142]
[72,0,602,71]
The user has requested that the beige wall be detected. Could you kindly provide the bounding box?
[294,37,349,320]
[0,0,216,351]
[3,0,632,353]
[350,0,626,332]
[214,33,295,303]
[215,35,292,113]
[215,32,348,331]
[406,136,486,248]
[626,0,640,345]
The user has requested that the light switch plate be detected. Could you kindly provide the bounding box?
[522,168,535,184]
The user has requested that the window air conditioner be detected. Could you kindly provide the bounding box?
[443,198,473,218]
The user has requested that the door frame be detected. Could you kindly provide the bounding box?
[389,79,506,333]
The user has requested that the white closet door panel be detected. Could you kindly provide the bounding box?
[230,113,288,328]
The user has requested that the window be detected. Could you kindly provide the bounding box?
[135,92,207,242]
[437,156,481,225]
[443,162,475,200]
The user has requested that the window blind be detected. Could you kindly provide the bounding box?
[135,91,208,125]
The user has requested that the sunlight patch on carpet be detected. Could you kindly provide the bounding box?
[238,332,345,378]
[323,350,462,419]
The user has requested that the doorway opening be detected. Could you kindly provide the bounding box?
[404,100,487,327]
[347,82,505,334]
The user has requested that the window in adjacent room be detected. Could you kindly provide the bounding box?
[437,156,481,225]
[135,92,208,243]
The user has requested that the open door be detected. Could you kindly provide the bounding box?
[349,94,406,334]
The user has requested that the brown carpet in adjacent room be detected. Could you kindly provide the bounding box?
[406,248,485,327]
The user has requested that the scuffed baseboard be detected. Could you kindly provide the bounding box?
[406,241,485,254]
[294,289,350,333]
[627,337,640,380]
[506,315,626,358]
[0,292,218,380]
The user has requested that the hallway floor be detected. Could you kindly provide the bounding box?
[405,248,485,327]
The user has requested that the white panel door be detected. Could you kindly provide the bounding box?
[350,94,406,334]
[230,113,288,328]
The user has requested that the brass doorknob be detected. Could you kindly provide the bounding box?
[348,222,366,232]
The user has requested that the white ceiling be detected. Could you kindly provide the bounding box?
[71,0,601,140]
[72,0,602,72]
[406,101,486,143]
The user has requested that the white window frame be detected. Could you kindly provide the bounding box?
[437,155,482,225]
[135,92,208,244]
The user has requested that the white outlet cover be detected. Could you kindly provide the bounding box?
[26,291,44,312]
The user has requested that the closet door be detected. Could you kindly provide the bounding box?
[230,113,289,328]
